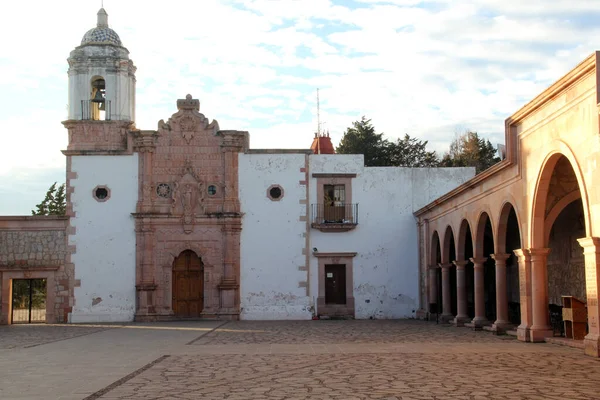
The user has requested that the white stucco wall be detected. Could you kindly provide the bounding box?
[239,153,312,320]
[309,155,474,319]
[69,154,138,323]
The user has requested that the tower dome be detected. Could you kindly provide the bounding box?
[80,8,122,47]
[67,7,136,122]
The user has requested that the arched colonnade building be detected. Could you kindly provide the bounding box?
[415,52,600,358]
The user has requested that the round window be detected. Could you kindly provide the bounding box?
[267,185,284,201]
[96,188,108,199]
[208,185,217,196]
[270,187,282,199]
[93,185,110,202]
[156,183,172,198]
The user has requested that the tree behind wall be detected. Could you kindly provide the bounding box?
[336,117,439,167]
[32,182,66,216]
[336,117,389,166]
[440,131,500,174]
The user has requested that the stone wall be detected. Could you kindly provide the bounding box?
[547,200,587,306]
[0,216,69,324]
[0,230,67,267]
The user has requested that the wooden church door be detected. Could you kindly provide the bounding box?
[172,250,204,317]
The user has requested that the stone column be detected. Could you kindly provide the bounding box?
[514,249,532,342]
[440,263,453,322]
[470,257,488,327]
[577,237,600,357]
[453,260,470,326]
[428,265,438,315]
[491,253,511,332]
[529,248,552,342]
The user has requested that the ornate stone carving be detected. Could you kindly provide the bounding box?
[171,160,207,233]
[156,183,171,198]
[178,115,196,143]
[156,94,220,142]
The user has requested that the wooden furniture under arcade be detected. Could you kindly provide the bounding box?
[561,296,587,340]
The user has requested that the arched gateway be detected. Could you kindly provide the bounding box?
[172,250,204,317]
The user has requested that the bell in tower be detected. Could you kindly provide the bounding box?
[66,8,136,122]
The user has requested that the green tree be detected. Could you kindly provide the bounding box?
[386,134,439,167]
[336,116,390,166]
[336,117,439,167]
[32,182,66,216]
[440,131,500,174]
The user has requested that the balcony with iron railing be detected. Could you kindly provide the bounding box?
[311,203,358,232]
[81,99,112,121]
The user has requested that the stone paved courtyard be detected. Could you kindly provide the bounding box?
[0,320,599,399]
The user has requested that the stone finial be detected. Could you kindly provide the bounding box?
[177,94,200,111]
[97,8,109,27]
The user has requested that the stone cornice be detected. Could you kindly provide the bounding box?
[0,265,61,272]
[414,159,511,217]
[0,216,68,230]
[246,149,313,154]
[62,150,132,156]
[314,252,357,258]
[312,173,357,178]
[506,52,597,125]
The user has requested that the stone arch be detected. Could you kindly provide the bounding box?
[474,210,495,259]
[496,201,523,253]
[530,143,592,248]
[544,190,582,245]
[441,225,456,264]
[456,219,472,261]
[163,242,210,268]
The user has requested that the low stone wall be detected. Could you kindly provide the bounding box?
[0,216,69,324]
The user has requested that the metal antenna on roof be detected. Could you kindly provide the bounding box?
[317,88,321,154]
[317,88,321,136]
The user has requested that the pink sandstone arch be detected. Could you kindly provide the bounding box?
[441,225,456,264]
[456,219,472,261]
[496,201,523,254]
[474,210,495,259]
[530,144,592,248]
[543,191,582,245]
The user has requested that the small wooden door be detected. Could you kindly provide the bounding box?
[172,250,204,317]
[325,264,346,305]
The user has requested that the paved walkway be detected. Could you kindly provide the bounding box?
[0,320,598,399]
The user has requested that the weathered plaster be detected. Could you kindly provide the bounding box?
[239,153,311,320]
[69,154,138,322]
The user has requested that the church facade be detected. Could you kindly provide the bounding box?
[0,9,472,324]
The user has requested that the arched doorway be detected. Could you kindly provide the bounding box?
[442,225,457,318]
[530,154,590,342]
[429,231,442,316]
[172,250,204,317]
[497,203,522,326]
[473,212,495,326]
[457,219,474,321]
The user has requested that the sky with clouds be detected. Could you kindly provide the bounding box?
[1,0,600,214]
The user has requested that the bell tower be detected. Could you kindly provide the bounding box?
[67,8,136,122]
[62,8,140,324]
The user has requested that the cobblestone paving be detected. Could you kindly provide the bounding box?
[98,352,600,400]
[93,320,600,400]
[0,324,110,349]
[191,320,517,345]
